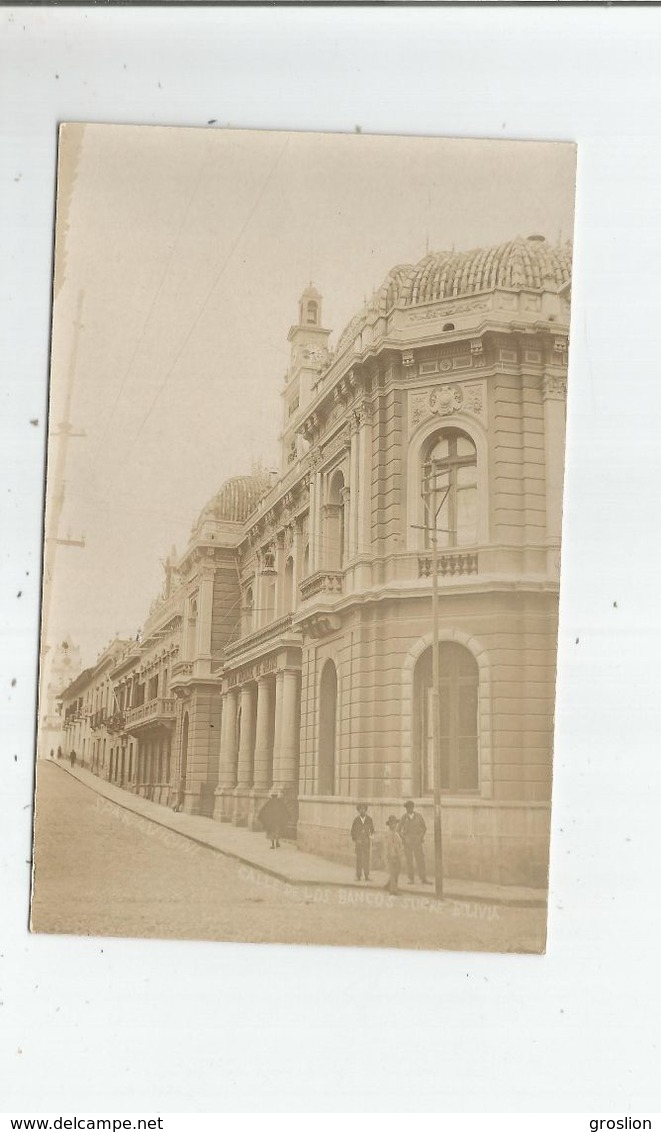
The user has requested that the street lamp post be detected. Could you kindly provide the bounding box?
[421,460,451,901]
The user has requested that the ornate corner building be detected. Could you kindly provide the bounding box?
[59,236,571,888]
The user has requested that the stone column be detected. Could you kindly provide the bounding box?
[341,485,351,571]
[252,677,274,791]
[308,473,318,572]
[357,403,373,555]
[291,522,300,608]
[275,669,300,799]
[233,682,256,826]
[249,675,275,828]
[195,567,215,675]
[348,427,359,560]
[543,370,567,577]
[271,670,285,786]
[274,532,285,618]
[213,687,238,822]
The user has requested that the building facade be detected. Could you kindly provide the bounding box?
[58,237,571,888]
[38,637,81,759]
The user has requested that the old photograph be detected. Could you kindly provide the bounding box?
[32,125,576,954]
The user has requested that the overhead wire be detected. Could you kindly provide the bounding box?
[98,148,215,448]
[125,135,292,458]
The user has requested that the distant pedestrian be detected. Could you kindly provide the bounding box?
[350,803,374,881]
[383,816,404,895]
[49,748,54,760]
[259,790,290,848]
[57,746,62,760]
[398,800,431,885]
[172,777,185,813]
[69,749,76,768]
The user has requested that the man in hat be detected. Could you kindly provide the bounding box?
[350,802,375,881]
[258,789,290,849]
[398,800,431,885]
[383,816,404,895]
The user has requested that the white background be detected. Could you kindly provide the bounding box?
[1,6,660,1115]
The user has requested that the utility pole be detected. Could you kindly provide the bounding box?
[418,461,451,900]
[38,290,86,753]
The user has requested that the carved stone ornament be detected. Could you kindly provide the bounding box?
[407,298,490,324]
[543,373,568,400]
[429,385,463,415]
[353,401,374,429]
[463,384,484,415]
[409,382,484,432]
[304,613,342,639]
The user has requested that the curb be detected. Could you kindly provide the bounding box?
[46,760,548,909]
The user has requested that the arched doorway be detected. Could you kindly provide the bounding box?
[413,642,479,794]
[318,660,337,794]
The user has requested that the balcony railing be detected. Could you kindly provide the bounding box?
[418,551,478,578]
[299,570,344,601]
[125,697,176,730]
[224,613,294,660]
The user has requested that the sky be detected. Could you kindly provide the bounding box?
[43,125,576,671]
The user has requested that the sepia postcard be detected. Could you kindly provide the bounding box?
[31,125,576,954]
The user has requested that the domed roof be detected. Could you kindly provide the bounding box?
[197,474,271,528]
[337,235,572,352]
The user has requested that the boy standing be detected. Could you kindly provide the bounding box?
[383,816,404,895]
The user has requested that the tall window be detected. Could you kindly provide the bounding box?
[414,643,479,794]
[318,660,337,794]
[422,429,477,548]
[306,300,318,324]
[325,470,345,570]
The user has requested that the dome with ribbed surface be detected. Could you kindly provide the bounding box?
[197,474,271,527]
[336,236,572,352]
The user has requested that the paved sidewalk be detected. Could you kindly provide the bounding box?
[45,760,547,907]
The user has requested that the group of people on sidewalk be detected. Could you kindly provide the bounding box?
[257,791,431,896]
[351,801,432,895]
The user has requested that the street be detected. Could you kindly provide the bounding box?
[31,762,547,953]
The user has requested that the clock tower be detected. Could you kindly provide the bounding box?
[280,284,331,471]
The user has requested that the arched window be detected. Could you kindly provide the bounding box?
[325,470,345,569]
[422,428,477,548]
[318,659,337,795]
[413,643,479,794]
[283,556,295,614]
[307,300,318,325]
